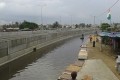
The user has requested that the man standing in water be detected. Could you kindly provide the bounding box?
[81,34,84,39]
[80,34,84,39]
[80,34,84,42]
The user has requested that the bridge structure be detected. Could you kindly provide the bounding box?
[0,28,94,66]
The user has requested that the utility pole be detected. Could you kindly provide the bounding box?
[94,16,95,27]
[41,7,43,25]
[71,16,72,26]
[40,4,46,26]
[60,16,61,24]
[101,20,102,24]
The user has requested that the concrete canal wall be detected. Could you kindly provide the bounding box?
[0,29,93,66]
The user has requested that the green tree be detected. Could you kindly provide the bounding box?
[19,21,38,30]
[86,24,91,27]
[79,23,85,28]
[101,23,110,31]
[52,21,61,28]
[75,24,78,28]
[15,22,19,27]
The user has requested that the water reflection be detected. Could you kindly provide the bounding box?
[0,36,87,80]
[0,40,67,80]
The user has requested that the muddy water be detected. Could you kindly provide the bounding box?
[0,36,88,80]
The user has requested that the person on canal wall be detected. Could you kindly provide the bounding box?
[116,55,120,74]
[89,35,92,42]
[92,35,96,47]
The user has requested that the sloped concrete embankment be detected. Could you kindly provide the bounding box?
[0,29,92,67]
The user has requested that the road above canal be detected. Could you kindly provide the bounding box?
[0,36,88,80]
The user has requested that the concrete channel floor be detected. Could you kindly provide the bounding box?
[77,59,119,80]
[85,39,120,79]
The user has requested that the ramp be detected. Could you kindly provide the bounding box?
[77,59,119,80]
[78,50,88,60]
[78,44,88,60]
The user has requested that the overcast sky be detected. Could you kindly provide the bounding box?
[0,0,120,25]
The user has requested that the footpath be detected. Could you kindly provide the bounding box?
[58,36,120,80]
[87,38,120,79]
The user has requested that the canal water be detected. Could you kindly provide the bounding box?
[0,36,88,80]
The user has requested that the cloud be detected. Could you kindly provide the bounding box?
[0,0,120,24]
[0,2,6,9]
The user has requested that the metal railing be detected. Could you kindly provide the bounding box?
[0,29,92,58]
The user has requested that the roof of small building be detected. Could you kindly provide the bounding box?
[99,32,120,38]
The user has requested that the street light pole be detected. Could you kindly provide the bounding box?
[60,16,61,24]
[90,15,96,27]
[94,16,95,27]
[71,16,72,26]
[40,4,46,28]
[41,7,43,25]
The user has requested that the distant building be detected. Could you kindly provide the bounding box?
[20,28,31,31]
[62,25,71,28]
[71,25,76,28]
[6,27,19,31]
[116,23,120,28]
[0,25,3,31]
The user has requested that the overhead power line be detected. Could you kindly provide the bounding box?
[97,0,119,17]
[109,0,119,9]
